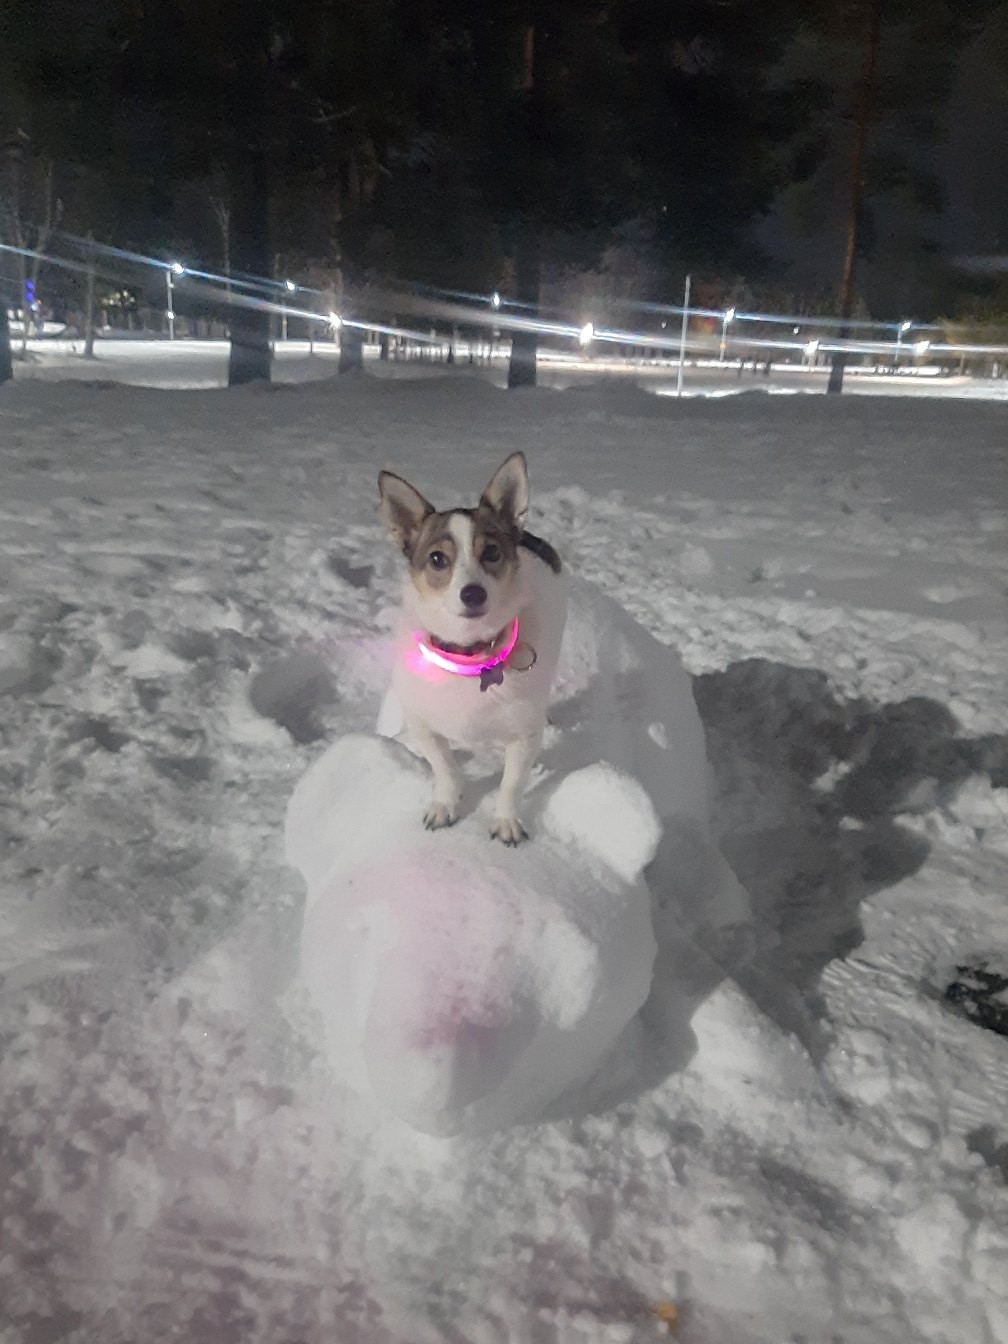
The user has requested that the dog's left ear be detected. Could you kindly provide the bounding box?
[480,451,529,532]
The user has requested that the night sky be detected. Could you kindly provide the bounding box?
[1,1,1006,329]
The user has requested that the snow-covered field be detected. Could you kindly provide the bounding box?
[1,369,1006,1343]
[12,335,1008,400]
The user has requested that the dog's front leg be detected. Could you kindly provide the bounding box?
[490,728,543,846]
[406,715,461,830]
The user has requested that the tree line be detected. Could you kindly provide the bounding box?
[2,0,1006,387]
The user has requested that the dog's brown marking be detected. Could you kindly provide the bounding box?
[407,505,521,590]
[471,504,519,577]
[409,513,458,593]
[380,459,559,592]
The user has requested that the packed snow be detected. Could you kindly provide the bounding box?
[0,366,1006,1343]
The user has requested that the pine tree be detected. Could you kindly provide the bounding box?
[759,0,977,319]
[942,2,1008,260]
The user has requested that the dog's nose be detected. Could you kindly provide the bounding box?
[460,584,487,609]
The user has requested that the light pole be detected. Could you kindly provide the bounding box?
[895,319,912,368]
[489,291,502,359]
[283,278,295,341]
[719,306,735,362]
[676,274,691,397]
[165,261,184,340]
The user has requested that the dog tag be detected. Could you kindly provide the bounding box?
[480,665,506,692]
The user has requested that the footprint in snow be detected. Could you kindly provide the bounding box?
[248,652,336,744]
[944,963,1008,1039]
[0,633,59,696]
[966,1125,1008,1183]
[328,553,375,589]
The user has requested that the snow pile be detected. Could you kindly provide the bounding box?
[547,578,712,833]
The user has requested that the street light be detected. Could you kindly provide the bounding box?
[719,306,735,362]
[578,321,594,348]
[490,291,501,310]
[895,318,912,367]
[914,339,930,358]
[804,338,820,365]
[165,261,184,340]
[282,279,296,341]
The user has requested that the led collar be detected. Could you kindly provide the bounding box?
[417,619,520,678]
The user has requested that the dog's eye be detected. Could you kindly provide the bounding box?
[428,550,450,571]
[482,543,501,564]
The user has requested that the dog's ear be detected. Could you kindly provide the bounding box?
[479,452,529,532]
[378,471,434,555]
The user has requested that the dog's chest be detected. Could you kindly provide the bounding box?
[393,656,542,745]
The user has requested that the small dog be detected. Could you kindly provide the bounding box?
[378,452,567,844]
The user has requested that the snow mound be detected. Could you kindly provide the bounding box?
[287,735,661,1135]
[546,576,712,835]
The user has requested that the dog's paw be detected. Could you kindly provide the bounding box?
[424,801,458,831]
[489,816,528,847]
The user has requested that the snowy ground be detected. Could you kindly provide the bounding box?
[12,335,1008,400]
[1,371,1006,1343]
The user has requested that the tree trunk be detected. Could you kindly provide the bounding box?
[16,252,27,356]
[28,160,58,346]
[828,0,883,395]
[507,15,543,390]
[226,29,272,386]
[227,141,272,385]
[210,191,233,319]
[0,302,12,385]
[338,323,364,374]
[507,226,540,388]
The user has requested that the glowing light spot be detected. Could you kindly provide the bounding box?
[416,620,520,678]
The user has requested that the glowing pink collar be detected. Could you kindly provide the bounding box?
[417,619,520,682]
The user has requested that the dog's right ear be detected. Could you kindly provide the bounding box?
[378,471,434,555]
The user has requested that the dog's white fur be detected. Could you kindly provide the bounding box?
[379,454,567,844]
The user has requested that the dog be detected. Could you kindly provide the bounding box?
[378,451,567,845]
